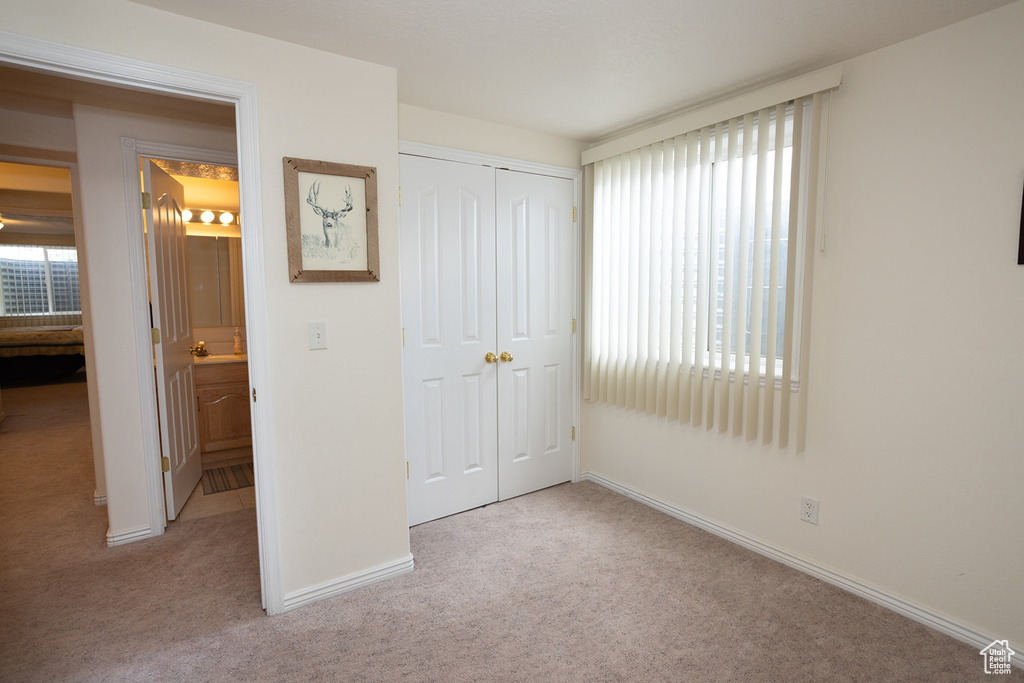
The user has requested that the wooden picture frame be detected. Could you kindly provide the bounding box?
[283,157,379,282]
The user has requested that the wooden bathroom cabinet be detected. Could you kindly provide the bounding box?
[194,360,252,453]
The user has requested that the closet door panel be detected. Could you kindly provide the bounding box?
[401,155,498,526]
[496,170,575,500]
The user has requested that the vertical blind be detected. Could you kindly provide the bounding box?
[583,93,828,452]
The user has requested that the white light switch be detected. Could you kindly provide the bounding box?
[308,321,327,350]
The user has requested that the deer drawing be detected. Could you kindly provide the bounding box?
[306,180,354,248]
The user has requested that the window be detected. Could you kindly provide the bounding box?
[0,244,81,317]
[584,94,828,451]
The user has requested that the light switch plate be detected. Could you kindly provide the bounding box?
[308,321,327,350]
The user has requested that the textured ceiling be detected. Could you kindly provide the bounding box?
[84,1,1024,141]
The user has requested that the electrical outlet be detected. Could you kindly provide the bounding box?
[800,496,819,525]
[308,321,327,350]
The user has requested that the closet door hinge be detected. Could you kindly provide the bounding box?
[406,462,410,479]
[141,192,151,210]
[398,187,401,206]
[572,206,577,222]
[572,318,576,334]
[402,328,405,346]
[161,456,170,473]
[571,426,576,441]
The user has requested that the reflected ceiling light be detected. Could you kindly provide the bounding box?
[181,209,193,222]
[219,211,234,225]
[200,210,215,224]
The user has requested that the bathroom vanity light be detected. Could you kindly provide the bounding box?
[182,208,240,233]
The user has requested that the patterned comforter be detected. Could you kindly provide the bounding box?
[0,326,85,357]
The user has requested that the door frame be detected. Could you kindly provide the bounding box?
[0,30,284,615]
[126,141,239,520]
[398,141,584,484]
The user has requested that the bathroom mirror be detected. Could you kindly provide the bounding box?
[187,236,245,328]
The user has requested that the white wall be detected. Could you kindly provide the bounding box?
[2,0,410,600]
[399,103,584,169]
[582,1,1024,649]
[72,103,237,533]
[0,108,76,152]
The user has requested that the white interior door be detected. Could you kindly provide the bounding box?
[495,170,575,499]
[142,160,201,520]
[401,155,498,526]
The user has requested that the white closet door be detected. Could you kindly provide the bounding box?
[495,170,575,500]
[401,155,498,526]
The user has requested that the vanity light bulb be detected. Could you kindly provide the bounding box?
[181,209,193,222]
[219,211,234,225]
[200,210,215,224]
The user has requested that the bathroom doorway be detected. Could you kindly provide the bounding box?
[138,152,254,523]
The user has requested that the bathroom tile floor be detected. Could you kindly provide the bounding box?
[177,479,256,522]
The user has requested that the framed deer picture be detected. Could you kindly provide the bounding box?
[283,157,379,282]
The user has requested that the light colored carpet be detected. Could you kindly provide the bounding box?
[0,377,1017,682]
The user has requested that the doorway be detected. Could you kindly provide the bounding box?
[138,154,253,522]
[400,150,580,526]
[0,37,284,612]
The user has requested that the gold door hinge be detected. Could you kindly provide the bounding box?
[402,328,405,346]
[161,456,170,473]
[141,192,151,210]
[398,187,401,206]
[151,328,160,344]
[572,318,576,334]
[571,426,576,441]
[406,462,410,479]
[572,206,577,222]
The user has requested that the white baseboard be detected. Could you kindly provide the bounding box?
[578,471,1021,669]
[105,524,152,547]
[282,553,415,613]
[94,490,107,506]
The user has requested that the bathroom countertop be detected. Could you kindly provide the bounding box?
[193,353,247,365]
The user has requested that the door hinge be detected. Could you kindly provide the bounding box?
[141,192,152,210]
[571,426,576,441]
[406,462,410,479]
[572,318,576,334]
[572,206,577,222]
[252,388,256,402]
[402,328,405,347]
[398,186,401,206]
[161,456,170,473]
[151,327,160,344]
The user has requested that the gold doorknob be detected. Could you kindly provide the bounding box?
[485,352,498,364]
[500,351,513,363]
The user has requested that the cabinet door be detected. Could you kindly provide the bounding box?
[197,383,252,452]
